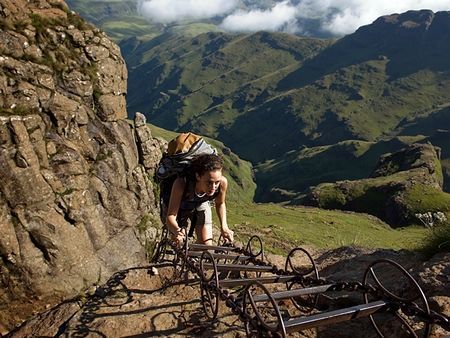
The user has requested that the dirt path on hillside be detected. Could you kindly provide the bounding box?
[64,264,246,337]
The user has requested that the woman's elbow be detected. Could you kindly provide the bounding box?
[215,201,225,209]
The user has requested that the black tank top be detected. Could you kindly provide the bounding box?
[180,177,220,210]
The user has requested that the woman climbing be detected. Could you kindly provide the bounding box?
[165,153,234,245]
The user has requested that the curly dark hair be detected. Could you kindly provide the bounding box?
[190,154,223,177]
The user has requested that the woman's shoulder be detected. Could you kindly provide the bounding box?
[220,175,228,189]
[173,176,187,189]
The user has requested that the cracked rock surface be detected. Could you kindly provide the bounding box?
[0,0,164,332]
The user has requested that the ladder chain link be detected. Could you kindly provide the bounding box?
[428,311,450,331]
[400,302,450,331]
[327,280,381,295]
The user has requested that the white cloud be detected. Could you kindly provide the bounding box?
[220,1,299,32]
[138,0,238,23]
[296,0,450,35]
[138,0,450,35]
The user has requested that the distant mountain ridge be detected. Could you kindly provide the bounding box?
[280,10,450,88]
[66,0,334,42]
[123,31,332,139]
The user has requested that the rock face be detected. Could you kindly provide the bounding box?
[303,143,449,226]
[0,0,162,331]
[370,142,442,185]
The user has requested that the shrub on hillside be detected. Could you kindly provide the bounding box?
[421,221,450,257]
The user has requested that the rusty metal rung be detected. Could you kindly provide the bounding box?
[252,284,333,302]
[187,251,250,260]
[220,275,298,288]
[189,243,238,252]
[203,263,273,272]
[283,300,389,333]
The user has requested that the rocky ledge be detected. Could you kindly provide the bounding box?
[303,143,450,226]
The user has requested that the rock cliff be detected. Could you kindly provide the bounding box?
[0,0,163,331]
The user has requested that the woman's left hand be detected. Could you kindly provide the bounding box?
[221,226,234,243]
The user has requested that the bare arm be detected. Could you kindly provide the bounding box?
[166,177,186,241]
[215,176,234,242]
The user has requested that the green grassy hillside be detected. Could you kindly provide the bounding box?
[254,137,423,202]
[227,203,428,253]
[124,31,332,137]
[220,60,450,162]
[254,130,450,202]
[301,143,450,227]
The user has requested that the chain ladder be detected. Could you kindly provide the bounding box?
[169,241,450,335]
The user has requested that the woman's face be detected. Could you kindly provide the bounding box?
[196,169,222,196]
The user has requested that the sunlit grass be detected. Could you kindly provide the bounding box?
[420,221,450,257]
[223,202,427,254]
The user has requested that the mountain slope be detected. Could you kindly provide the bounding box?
[254,137,419,202]
[124,10,450,164]
[279,10,450,88]
[124,31,332,138]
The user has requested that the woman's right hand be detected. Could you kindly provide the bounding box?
[171,229,185,246]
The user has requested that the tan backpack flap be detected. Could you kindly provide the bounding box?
[167,132,202,155]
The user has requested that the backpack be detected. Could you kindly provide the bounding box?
[156,132,217,210]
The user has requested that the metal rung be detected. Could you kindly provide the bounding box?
[187,251,250,261]
[283,300,389,333]
[203,263,273,272]
[189,243,238,252]
[252,284,333,302]
[220,275,298,288]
